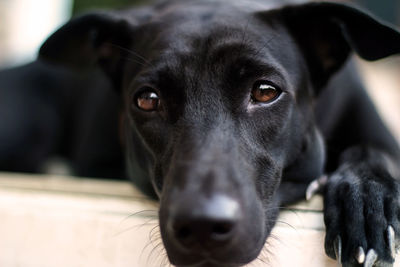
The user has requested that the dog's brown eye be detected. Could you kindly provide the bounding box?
[136,90,160,111]
[251,82,280,103]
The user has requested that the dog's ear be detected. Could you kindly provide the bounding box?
[261,2,400,88]
[39,12,135,89]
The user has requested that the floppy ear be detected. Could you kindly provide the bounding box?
[262,2,400,88]
[39,12,135,89]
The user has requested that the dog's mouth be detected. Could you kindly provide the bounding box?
[165,240,260,267]
[162,226,268,267]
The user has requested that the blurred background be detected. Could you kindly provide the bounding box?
[0,0,146,68]
[0,0,399,69]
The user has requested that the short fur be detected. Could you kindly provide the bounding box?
[3,0,400,266]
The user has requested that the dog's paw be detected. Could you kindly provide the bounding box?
[323,164,400,267]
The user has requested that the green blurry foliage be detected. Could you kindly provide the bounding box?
[73,0,149,14]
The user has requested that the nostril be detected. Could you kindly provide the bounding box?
[176,225,192,240]
[172,218,236,247]
[212,221,234,237]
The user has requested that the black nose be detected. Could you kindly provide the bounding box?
[168,195,241,250]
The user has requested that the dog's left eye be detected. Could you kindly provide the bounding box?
[135,90,160,112]
[251,81,281,103]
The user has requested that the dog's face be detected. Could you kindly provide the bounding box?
[39,1,400,266]
[121,6,315,266]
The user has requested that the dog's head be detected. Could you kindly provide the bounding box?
[40,1,400,266]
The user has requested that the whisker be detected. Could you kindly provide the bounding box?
[108,43,153,67]
[150,233,162,244]
[252,35,276,58]
[124,209,158,220]
[149,224,161,241]
[114,220,158,237]
[140,238,159,263]
[275,220,297,231]
[112,209,158,237]
[140,225,163,266]
[148,241,165,266]
[120,55,150,67]
[258,234,279,266]
[159,246,171,267]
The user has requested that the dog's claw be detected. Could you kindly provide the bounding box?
[363,249,378,267]
[306,175,328,201]
[305,179,319,201]
[334,236,342,264]
[387,225,396,259]
[355,246,366,264]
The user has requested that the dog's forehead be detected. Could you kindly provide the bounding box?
[138,0,289,39]
[131,2,290,72]
[125,0,305,97]
[131,22,288,89]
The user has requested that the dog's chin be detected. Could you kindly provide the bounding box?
[165,234,267,267]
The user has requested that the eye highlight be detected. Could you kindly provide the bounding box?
[135,89,160,112]
[251,81,281,104]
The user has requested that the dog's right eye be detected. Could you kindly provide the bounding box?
[135,89,160,112]
[251,81,281,104]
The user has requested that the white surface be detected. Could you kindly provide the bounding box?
[0,0,73,67]
[0,173,339,267]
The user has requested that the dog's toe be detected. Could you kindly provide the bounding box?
[323,166,400,267]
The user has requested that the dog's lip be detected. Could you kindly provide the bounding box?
[168,242,249,267]
[171,252,244,267]
[173,252,248,267]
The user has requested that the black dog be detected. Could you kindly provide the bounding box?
[0,61,126,178]
[33,0,400,266]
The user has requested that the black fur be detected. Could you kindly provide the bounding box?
[3,0,400,266]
